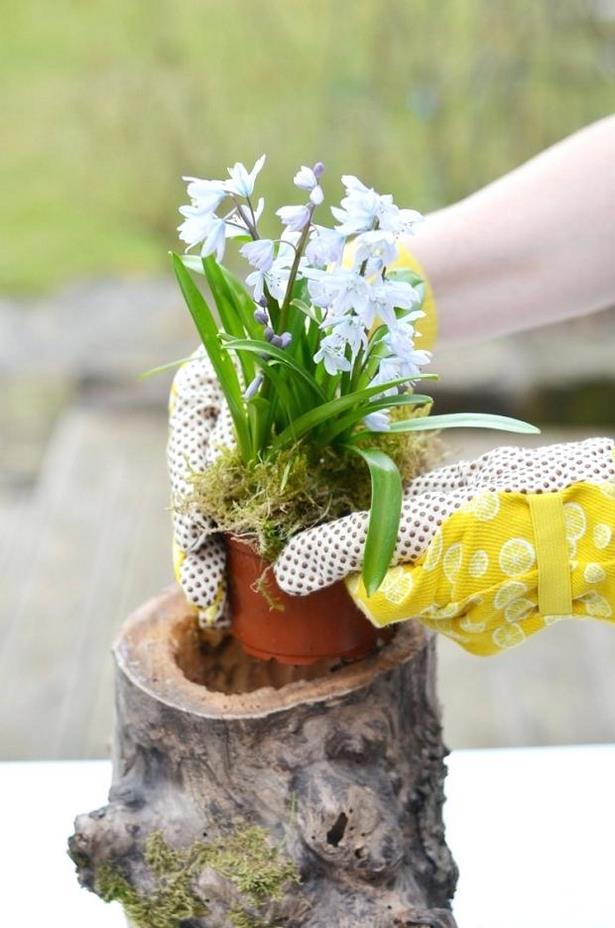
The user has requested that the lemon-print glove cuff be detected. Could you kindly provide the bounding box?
[274,438,615,655]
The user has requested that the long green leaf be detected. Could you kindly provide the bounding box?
[171,254,252,460]
[139,355,198,380]
[347,447,403,597]
[202,255,254,385]
[354,412,540,441]
[318,394,432,444]
[218,263,262,339]
[272,376,428,448]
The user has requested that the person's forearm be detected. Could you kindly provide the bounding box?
[406,116,615,341]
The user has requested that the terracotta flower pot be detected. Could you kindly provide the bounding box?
[227,536,388,665]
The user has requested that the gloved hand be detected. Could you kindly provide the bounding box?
[274,438,615,655]
[168,347,235,626]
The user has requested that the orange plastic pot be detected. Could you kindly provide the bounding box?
[227,536,386,665]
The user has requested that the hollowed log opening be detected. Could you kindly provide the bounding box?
[69,586,458,927]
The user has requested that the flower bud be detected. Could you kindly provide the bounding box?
[243,372,264,400]
[254,308,269,325]
[313,161,325,178]
[264,326,275,342]
[279,331,293,348]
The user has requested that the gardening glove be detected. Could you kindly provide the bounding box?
[274,438,615,655]
[168,347,235,626]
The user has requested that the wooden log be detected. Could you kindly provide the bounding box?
[69,586,458,927]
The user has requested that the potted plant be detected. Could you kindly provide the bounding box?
[69,157,545,928]
[166,156,536,665]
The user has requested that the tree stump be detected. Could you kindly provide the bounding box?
[69,586,458,927]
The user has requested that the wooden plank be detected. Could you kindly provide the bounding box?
[0,407,172,759]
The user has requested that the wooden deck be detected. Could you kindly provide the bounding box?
[1,403,613,759]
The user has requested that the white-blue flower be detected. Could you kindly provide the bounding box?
[277,204,311,232]
[294,165,319,190]
[240,239,275,271]
[304,268,371,316]
[178,210,227,261]
[305,226,346,268]
[353,230,398,274]
[225,155,266,198]
[199,215,227,262]
[182,177,226,212]
[378,202,424,235]
[294,165,324,205]
[313,334,352,376]
[363,410,391,432]
[326,312,368,356]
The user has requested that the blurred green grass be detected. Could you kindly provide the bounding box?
[2,0,614,294]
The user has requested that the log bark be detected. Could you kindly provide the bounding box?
[69,586,458,927]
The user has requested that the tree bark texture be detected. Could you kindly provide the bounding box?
[69,586,458,927]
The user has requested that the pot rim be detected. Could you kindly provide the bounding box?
[115,587,425,720]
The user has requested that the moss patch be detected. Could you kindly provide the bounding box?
[186,427,441,562]
[96,825,299,928]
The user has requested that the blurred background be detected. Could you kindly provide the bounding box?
[1,0,614,759]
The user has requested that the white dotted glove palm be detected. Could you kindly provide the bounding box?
[168,348,235,626]
[273,438,615,595]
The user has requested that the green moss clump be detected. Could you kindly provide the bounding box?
[95,825,299,928]
[186,427,440,562]
[204,825,299,903]
[96,831,207,928]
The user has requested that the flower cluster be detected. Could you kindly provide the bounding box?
[178,156,429,431]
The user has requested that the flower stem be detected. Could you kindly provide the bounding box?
[277,208,314,334]
[230,196,259,240]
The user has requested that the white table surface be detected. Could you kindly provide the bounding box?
[1,745,613,927]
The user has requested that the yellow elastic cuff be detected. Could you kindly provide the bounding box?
[172,537,186,583]
[342,240,438,350]
[391,243,438,351]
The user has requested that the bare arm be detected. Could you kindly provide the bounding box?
[406,116,615,342]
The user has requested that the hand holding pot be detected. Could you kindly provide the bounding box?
[168,348,235,626]
[274,438,615,655]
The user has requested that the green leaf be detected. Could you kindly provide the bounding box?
[347,447,403,597]
[179,254,207,275]
[202,255,254,384]
[244,354,302,428]
[171,254,252,461]
[219,336,327,403]
[247,396,272,456]
[318,394,432,444]
[354,412,541,440]
[218,264,263,339]
[272,376,422,448]
[139,355,197,380]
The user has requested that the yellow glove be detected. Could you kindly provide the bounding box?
[348,441,615,655]
[274,439,615,656]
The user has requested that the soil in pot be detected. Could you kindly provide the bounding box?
[226,536,391,665]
